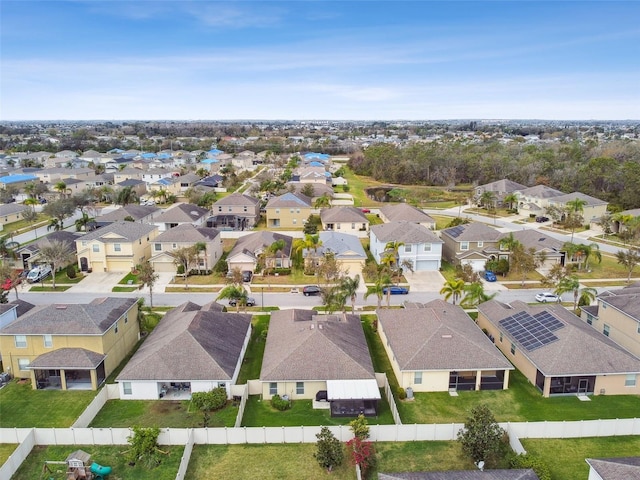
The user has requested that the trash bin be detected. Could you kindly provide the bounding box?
[406,387,414,399]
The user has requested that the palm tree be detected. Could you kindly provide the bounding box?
[340,274,360,313]
[563,242,601,270]
[137,260,159,308]
[440,278,465,305]
[24,182,37,199]
[314,194,331,208]
[460,281,497,307]
[99,185,114,203]
[565,197,587,243]
[364,274,390,309]
[38,240,75,289]
[116,186,138,206]
[293,234,323,273]
[0,236,18,260]
[74,212,94,232]
[265,239,286,275]
[384,241,405,279]
[503,192,518,211]
[577,286,598,310]
[555,275,581,311]
[23,197,38,210]
[54,181,67,199]
[479,191,496,210]
[217,285,247,313]
[194,241,208,271]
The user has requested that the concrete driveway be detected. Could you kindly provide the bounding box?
[66,272,126,293]
[405,270,446,292]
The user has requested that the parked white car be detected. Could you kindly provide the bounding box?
[535,292,560,303]
[26,265,52,283]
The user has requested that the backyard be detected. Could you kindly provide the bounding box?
[236,315,269,384]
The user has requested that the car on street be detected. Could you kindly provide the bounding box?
[484,271,497,282]
[361,208,371,213]
[26,265,52,283]
[382,286,409,295]
[535,216,549,223]
[228,297,256,307]
[302,285,321,296]
[535,292,560,303]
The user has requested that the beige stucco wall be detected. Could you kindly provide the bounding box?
[594,373,640,396]
[76,230,158,272]
[261,380,327,400]
[594,302,640,358]
[401,370,450,392]
[266,207,311,229]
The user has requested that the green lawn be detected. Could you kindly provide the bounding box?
[27,285,71,292]
[0,380,96,427]
[398,369,640,424]
[89,399,238,428]
[236,315,270,384]
[187,444,356,480]
[0,443,17,464]
[241,394,395,427]
[374,441,477,474]
[11,444,183,480]
[361,315,401,392]
[118,272,140,284]
[522,436,640,480]
[111,286,138,292]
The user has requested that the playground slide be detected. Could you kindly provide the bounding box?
[90,462,112,478]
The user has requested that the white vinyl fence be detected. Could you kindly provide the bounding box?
[72,384,120,428]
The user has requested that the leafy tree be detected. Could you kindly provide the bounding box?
[293,234,323,274]
[137,260,159,308]
[616,249,640,283]
[226,266,244,286]
[314,426,344,472]
[191,387,227,427]
[349,414,370,440]
[457,404,505,465]
[346,436,376,479]
[170,245,199,289]
[454,263,480,283]
[303,214,321,235]
[541,264,570,291]
[440,278,465,305]
[0,262,22,301]
[510,244,543,286]
[126,426,164,469]
[38,240,75,289]
[43,198,76,231]
[446,217,470,228]
[300,183,315,198]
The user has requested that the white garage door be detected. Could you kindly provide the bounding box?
[415,260,439,271]
[462,259,486,272]
[152,261,177,273]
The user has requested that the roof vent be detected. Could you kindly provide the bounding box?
[55,305,67,310]
[318,324,323,329]
[441,334,452,339]
[310,324,315,329]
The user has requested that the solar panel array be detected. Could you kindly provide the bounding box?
[499,310,565,351]
[446,226,465,238]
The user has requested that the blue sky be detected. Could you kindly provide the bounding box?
[1,1,638,120]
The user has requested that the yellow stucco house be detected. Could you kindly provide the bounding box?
[0,297,139,390]
[265,192,312,229]
[75,221,158,273]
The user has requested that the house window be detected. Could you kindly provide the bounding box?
[219,382,226,390]
[18,359,29,371]
[172,243,177,249]
[290,208,294,213]
[405,245,412,253]
[460,241,469,251]
[154,243,162,251]
[114,244,121,252]
[293,219,297,225]
[337,223,341,229]
[43,334,53,348]
[114,322,119,334]
[625,374,637,387]
[423,244,432,252]
[92,244,100,252]
[269,382,277,395]
[499,332,503,343]
[510,343,516,355]
[477,241,484,248]
[352,223,356,229]
[637,323,640,334]
[82,241,87,247]
[414,372,422,384]
[586,314,593,325]
[296,382,304,394]
[275,209,280,214]
[228,207,232,212]
[123,382,132,395]
[603,324,610,337]
[14,335,27,348]
[218,206,222,212]
[243,206,248,212]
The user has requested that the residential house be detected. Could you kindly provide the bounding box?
[370,222,443,271]
[378,300,513,393]
[378,204,436,229]
[116,301,250,400]
[581,284,640,359]
[515,184,564,217]
[75,221,158,272]
[500,230,566,270]
[477,300,640,397]
[15,231,80,270]
[295,166,331,184]
[285,182,334,200]
[585,457,640,479]
[32,167,94,184]
[260,310,381,417]
[153,203,209,232]
[166,173,201,196]
[208,193,260,230]
[113,179,147,199]
[548,192,609,226]
[320,206,369,232]
[379,470,539,480]
[0,174,39,190]
[0,300,35,329]
[474,179,527,206]
[150,224,222,273]
[195,174,224,188]
[302,231,366,277]
[440,222,503,272]
[94,205,159,227]
[0,204,28,225]
[227,231,293,273]
[265,192,312,228]
[0,297,138,390]
[141,169,174,185]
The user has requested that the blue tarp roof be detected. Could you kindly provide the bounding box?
[304,152,330,160]
[141,153,157,159]
[201,158,219,164]
[208,149,223,155]
[309,161,324,167]
[0,174,39,184]
[156,178,172,186]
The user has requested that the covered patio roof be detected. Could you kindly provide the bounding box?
[29,348,105,370]
[327,379,381,401]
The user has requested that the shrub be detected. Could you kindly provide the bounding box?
[314,426,344,472]
[349,414,370,440]
[192,387,228,412]
[270,394,292,411]
[176,265,185,275]
[272,268,291,275]
[396,387,407,400]
[66,264,77,279]
[509,453,551,480]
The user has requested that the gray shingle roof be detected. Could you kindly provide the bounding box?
[154,224,220,243]
[266,192,312,208]
[96,204,159,222]
[552,191,608,206]
[500,230,564,253]
[378,300,512,371]
[0,297,137,335]
[29,348,106,369]
[229,231,293,260]
[478,300,640,376]
[0,299,35,318]
[598,284,640,321]
[315,231,366,260]
[441,222,502,242]
[260,310,375,382]
[0,204,28,216]
[585,457,640,480]
[117,302,251,381]
[213,193,259,207]
[379,204,436,224]
[378,470,539,480]
[321,206,368,223]
[154,203,210,223]
[517,184,564,199]
[476,179,527,194]
[286,182,334,198]
[79,221,157,242]
[372,222,442,244]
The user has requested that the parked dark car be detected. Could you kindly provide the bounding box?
[302,285,321,296]
[382,286,409,295]
[242,270,253,282]
[535,216,549,223]
[484,271,497,282]
[229,297,256,307]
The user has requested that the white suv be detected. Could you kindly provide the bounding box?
[26,265,52,283]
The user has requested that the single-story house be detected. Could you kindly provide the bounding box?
[94,204,159,227]
[585,457,640,479]
[370,221,443,271]
[378,300,513,392]
[152,203,209,231]
[117,301,251,400]
[260,309,381,417]
[320,206,369,232]
[477,300,640,397]
[305,231,366,277]
[378,204,436,229]
[227,231,293,273]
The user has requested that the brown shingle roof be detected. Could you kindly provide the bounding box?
[154,203,210,223]
[30,348,105,369]
[260,310,375,382]
[378,300,512,371]
[229,231,293,260]
[96,205,159,222]
[379,204,436,224]
[154,224,220,243]
[117,302,251,381]
[320,206,368,223]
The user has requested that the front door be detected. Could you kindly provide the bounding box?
[578,379,589,394]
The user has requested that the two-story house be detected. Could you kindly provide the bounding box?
[474,179,526,206]
[0,297,139,390]
[370,222,443,271]
[265,192,312,229]
[75,221,159,273]
[548,192,609,226]
[440,222,503,272]
[150,224,222,273]
[208,193,260,230]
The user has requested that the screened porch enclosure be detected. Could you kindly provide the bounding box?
[326,379,381,417]
[448,370,506,391]
[536,370,596,395]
